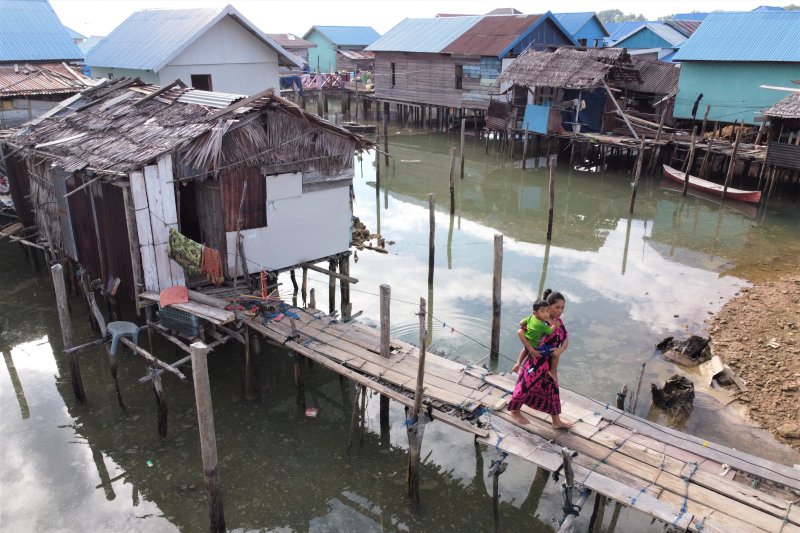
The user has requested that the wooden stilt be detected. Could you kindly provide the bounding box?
[301,267,308,306]
[628,138,646,214]
[682,126,698,195]
[190,342,225,533]
[616,383,628,410]
[588,494,606,532]
[150,368,168,438]
[460,118,466,178]
[106,343,127,414]
[328,258,337,315]
[406,297,429,503]
[293,352,305,408]
[309,287,316,309]
[379,284,391,442]
[52,264,85,402]
[448,147,456,215]
[490,455,508,533]
[558,448,590,532]
[547,157,556,240]
[721,125,743,203]
[339,254,351,320]
[699,104,711,137]
[383,113,389,166]
[427,194,435,286]
[522,127,529,169]
[700,123,719,179]
[244,327,254,399]
[490,234,503,362]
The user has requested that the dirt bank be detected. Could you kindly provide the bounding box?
[706,274,800,449]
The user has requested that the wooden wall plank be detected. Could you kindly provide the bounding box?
[157,154,186,286]
[143,164,173,290]
[129,171,159,291]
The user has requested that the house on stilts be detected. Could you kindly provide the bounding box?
[1,78,373,312]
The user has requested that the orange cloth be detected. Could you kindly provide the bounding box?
[159,285,188,307]
[201,246,224,286]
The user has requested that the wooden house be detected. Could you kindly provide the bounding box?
[763,92,800,172]
[673,11,800,125]
[1,79,372,303]
[86,5,303,96]
[303,26,381,74]
[268,33,316,68]
[553,12,609,48]
[367,13,577,113]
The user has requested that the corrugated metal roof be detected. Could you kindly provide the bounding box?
[267,33,315,49]
[366,17,482,53]
[0,63,93,96]
[176,89,246,108]
[673,11,800,62]
[337,49,374,60]
[78,36,104,56]
[304,26,380,46]
[604,21,647,43]
[442,15,544,57]
[672,13,710,21]
[611,22,686,48]
[64,27,86,41]
[763,92,800,118]
[0,0,83,62]
[664,19,701,38]
[86,5,302,71]
[553,12,598,36]
[752,5,785,11]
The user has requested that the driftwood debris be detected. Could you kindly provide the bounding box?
[656,335,711,366]
[651,374,694,421]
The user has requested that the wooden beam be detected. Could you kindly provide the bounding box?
[204,88,272,122]
[300,262,359,283]
[602,82,639,141]
[134,79,186,106]
[119,336,187,380]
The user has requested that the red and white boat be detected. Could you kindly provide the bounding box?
[662,164,762,204]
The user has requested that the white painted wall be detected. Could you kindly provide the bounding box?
[226,173,352,272]
[159,15,280,96]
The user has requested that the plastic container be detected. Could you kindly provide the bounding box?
[158,305,201,337]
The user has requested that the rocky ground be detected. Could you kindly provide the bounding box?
[706,274,800,449]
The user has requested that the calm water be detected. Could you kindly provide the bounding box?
[2,129,799,532]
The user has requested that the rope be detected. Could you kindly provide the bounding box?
[672,461,698,526]
[778,498,799,533]
[629,442,667,506]
[580,429,638,485]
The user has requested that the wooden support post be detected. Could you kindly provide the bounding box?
[383,113,389,166]
[190,342,225,533]
[557,448,590,533]
[406,297,428,503]
[301,267,308,305]
[603,82,638,140]
[379,283,391,443]
[629,361,646,414]
[588,494,606,533]
[427,194,435,286]
[52,264,85,402]
[232,181,248,293]
[522,127,529,169]
[682,126,698,195]
[150,368,168,438]
[347,385,362,451]
[105,342,127,414]
[309,287,316,310]
[489,456,508,533]
[547,158,556,240]
[460,118,466,178]
[293,352,305,407]
[328,258,337,315]
[122,186,143,314]
[244,327,254,399]
[448,147,456,215]
[721,125,743,203]
[628,138,646,214]
[490,234,503,362]
[316,93,323,115]
[616,383,628,410]
[649,105,668,174]
[339,255,351,320]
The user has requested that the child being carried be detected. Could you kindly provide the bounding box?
[512,299,557,382]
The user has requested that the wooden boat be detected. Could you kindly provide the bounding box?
[659,179,758,218]
[662,164,761,204]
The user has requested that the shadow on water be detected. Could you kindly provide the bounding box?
[2,127,798,531]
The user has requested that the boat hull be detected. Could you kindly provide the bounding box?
[662,165,761,204]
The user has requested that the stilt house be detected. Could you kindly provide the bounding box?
[763,92,800,173]
[1,78,372,304]
[366,13,577,115]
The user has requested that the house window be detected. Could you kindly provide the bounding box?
[578,38,587,47]
[191,74,213,91]
[390,62,396,86]
[455,64,463,90]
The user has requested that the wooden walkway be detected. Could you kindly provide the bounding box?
[246,305,800,533]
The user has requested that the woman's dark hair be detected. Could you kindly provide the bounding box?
[532,299,550,311]
[543,289,565,305]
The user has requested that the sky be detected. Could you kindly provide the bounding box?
[50,0,780,38]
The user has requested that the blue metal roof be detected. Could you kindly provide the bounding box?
[305,26,380,46]
[64,26,86,41]
[751,5,785,11]
[366,17,482,53]
[672,13,710,21]
[674,11,800,62]
[0,0,83,62]
[553,12,602,36]
[604,21,647,43]
[611,22,687,48]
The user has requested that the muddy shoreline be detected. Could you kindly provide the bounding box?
[706,274,800,450]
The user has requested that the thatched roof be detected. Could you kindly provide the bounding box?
[620,57,679,96]
[5,78,374,176]
[496,47,639,90]
[763,92,800,119]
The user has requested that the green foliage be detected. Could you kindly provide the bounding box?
[598,9,646,23]
[784,4,800,9]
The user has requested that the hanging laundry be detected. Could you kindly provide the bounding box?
[201,246,224,286]
[168,228,202,275]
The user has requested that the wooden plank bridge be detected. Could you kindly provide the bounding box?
[246,304,799,533]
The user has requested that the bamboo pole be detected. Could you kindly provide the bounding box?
[490,234,503,362]
[628,138,646,214]
[151,368,168,438]
[649,104,668,174]
[190,342,225,533]
[522,127,529,169]
[383,113,389,166]
[427,194,435,286]
[52,263,85,402]
[700,122,719,179]
[721,125,743,203]
[379,284,391,438]
[460,118,466,178]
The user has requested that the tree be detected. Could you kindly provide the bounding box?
[784,4,800,9]
[598,9,646,23]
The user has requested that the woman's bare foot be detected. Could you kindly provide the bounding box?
[547,370,558,384]
[551,416,573,429]
[509,409,530,425]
